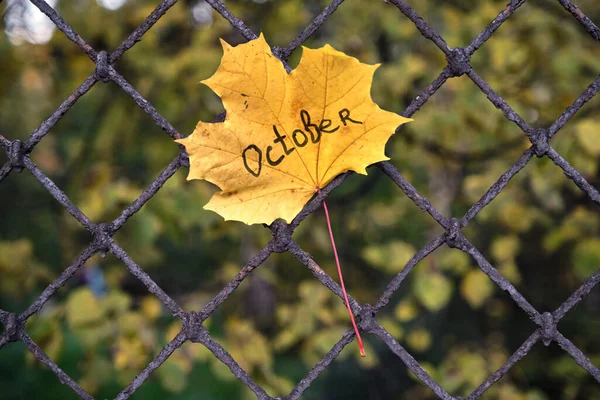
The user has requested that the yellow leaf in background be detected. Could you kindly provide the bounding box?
[118,312,146,337]
[303,326,349,366]
[362,240,415,273]
[66,288,104,327]
[140,296,163,321]
[273,327,300,351]
[261,374,295,398]
[498,261,522,285]
[499,202,533,233]
[114,336,147,370]
[491,235,520,263]
[544,206,600,252]
[159,356,190,394]
[210,358,238,381]
[79,357,113,394]
[104,290,131,315]
[461,270,495,308]
[394,299,419,322]
[378,316,403,340]
[177,34,411,224]
[457,351,488,387]
[26,316,63,367]
[406,328,432,352]
[414,272,453,312]
[576,120,600,155]
[224,318,273,372]
[165,321,183,342]
[439,249,470,274]
[572,238,600,280]
[0,239,32,273]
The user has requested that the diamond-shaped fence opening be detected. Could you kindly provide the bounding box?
[469,2,600,127]
[1,0,600,398]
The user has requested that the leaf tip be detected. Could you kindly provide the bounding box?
[219,38,232,51]
[256,32,273,53]
[200,77,212,88]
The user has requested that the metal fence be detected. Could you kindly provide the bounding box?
[0,0,599,399]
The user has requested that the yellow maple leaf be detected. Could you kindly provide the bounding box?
[177,34,411,224]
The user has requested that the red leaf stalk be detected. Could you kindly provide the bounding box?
[322,198,366,357]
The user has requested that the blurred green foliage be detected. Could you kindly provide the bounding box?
[1,0,600,399]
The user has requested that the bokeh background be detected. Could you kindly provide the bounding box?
[1,0,600,399]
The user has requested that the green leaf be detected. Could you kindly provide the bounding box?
[66,288,104,328]
[406,328,432,352]
[362,241,416,273]
[491,236,520,263]
[394,300,419,322]
[576,120,600,155]
[158,358,188,393]
[414,272,453,312]
[460,270,495,308]
[572,238,600,280]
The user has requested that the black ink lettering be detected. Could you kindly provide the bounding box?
[292,129,308,147]
[266,145,284,166]
[242,145,262,177]
[338,108,363,126]
[272,125,296,155]
[301,110,321,143]
[319,118,340,134]
[242,110,360,176]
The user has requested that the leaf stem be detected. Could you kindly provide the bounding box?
[322,198,366,357]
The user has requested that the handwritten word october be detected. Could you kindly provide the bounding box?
[242,108,362,177]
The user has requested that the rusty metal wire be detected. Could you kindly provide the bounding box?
[1,0,600,399]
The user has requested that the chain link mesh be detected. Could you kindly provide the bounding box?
[1,0,599,399]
